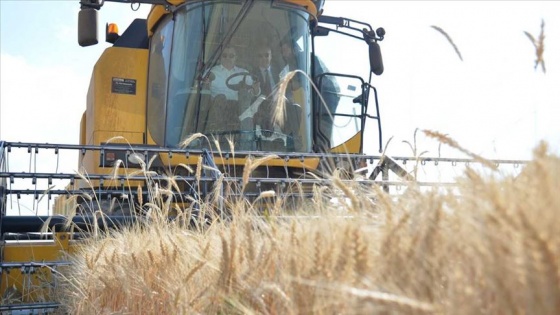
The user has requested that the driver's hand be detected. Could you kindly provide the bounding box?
[202,73,215,89]
[251,81,261,96]
[208,72,216,81]
[202,78,211,89]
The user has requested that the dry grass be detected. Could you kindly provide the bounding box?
[524,19,546,73]
[57,141,560,314]
[430,25,463,61]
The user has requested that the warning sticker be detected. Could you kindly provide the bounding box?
[111,77,137,95]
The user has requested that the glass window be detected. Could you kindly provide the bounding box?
[161,1,312,153]
[147,17,174,145]
[318,75,365,148]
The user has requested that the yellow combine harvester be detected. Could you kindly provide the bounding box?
[0,0,392,312]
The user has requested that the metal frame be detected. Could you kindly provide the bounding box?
[0,141,530,214]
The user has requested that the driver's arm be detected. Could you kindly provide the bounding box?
[242,71,260,96]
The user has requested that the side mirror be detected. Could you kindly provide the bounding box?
[369,41,384,75]
[78,8,98,47]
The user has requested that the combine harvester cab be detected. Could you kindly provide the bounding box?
[0,0,392,311]
[69,0,388,213]
[0,0,389,214]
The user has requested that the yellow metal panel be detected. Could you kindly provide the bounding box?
[79,112,86,145]
[1,235,72,302]
[82,47,148,164]
[282,0,318,17]
[158,153,320,170]
[78,46,148,190]
[147,4,170,36]
[86,47,147,140]
[330,131,362,154]
[146,128,158,146]
[166,0,185,5]
[147,0,184,35]
[147,130,320,170]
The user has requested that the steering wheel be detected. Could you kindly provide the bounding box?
[225,72,259,91]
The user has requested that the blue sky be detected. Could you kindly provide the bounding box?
[1,1,559,161]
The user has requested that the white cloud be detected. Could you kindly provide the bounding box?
[1,53,87,143]
[326,1,560,160]
[1,53,90,215]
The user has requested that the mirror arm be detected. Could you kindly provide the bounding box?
[318,15,384,42]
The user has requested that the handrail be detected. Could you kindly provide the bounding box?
[0,141,530,165]
[0,140,5,171]
[0,141,6,218]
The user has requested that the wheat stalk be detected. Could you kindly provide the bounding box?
[241,154,279,189]
[423,129,498,170]
[431,25,463,61]
[524,19,546,73]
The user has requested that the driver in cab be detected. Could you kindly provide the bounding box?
[207,46,260,103]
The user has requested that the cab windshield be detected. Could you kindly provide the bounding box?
[148,1,312,153]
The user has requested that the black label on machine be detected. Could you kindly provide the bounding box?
[111,77,137,95]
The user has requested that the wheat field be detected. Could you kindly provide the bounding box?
[56,141,559,314]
